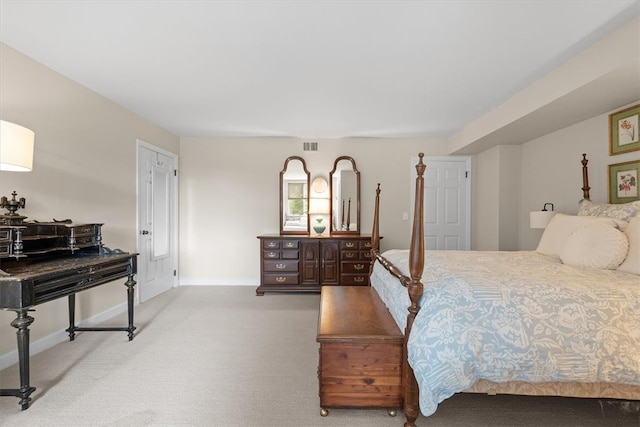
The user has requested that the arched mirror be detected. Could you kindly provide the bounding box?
[280,156,310,235]
[329,156,360,235]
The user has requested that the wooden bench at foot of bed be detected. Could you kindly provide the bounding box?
[316,286,403,417]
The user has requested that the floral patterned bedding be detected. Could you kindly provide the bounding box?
[370,249,640,416]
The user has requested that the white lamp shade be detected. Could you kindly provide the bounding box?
[309,198,330,214]
[530,211,556,229]
[0,120,35,172]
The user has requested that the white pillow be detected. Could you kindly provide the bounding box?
[618,215,640,275]
[578,199,640,225]
[536,213,622,258]
[560,223,628,269]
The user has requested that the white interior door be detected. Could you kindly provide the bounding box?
[137,141,178,302]
[411,156,471,250]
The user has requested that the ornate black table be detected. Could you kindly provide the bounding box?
[0,220,137,410]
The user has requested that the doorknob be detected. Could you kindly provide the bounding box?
[141,230,150,235]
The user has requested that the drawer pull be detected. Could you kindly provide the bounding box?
[275,263,286,269]
[345,242,355,248]
[354,264,365,270]
[266,242,277,248]
[266,252,278,258]
[284,242,295,248]
[345,253,355,259]
[354,277,365,283]
[276,277,286,283]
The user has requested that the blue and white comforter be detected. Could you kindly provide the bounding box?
[370,249,640,416]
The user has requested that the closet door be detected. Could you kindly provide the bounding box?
[137,142,178,302]
[414,156,471,250]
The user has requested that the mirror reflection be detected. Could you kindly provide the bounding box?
[330,156,360,234]
[280,156,310,235]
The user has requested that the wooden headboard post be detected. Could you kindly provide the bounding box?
[370,183,382,279]
[402,153,426,427]
[372,183,381,254]
[581,153,591,201]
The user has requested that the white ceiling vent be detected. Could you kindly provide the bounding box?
[303,141,318,151]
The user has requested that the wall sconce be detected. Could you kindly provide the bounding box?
[309,198,330,235]
[1,120,35,172]
[530,203,556,229]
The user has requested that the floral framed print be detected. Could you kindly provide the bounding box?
[609,104,640,155]
[609,160,639,204]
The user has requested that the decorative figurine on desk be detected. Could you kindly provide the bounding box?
[0,191,27,225]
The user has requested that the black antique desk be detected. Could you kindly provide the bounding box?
[0,220,137,410]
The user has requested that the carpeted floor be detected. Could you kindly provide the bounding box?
[0,286,638,426]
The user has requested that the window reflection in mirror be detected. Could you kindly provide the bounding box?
[280,156,310,235]
[329,156,360,234]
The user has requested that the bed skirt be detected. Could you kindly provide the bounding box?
[465,380,640,400]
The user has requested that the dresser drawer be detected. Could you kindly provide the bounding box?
[281,250,299,259]
[341,261,369,274]
[262,240,281,250]
[340,274,369,286]
[281,240,299,250]
[360,240,373,250]
[341,250,359,261]
[263,259,298,272]
[340,241,359,250]
[263,250,281,259]
[263,273,299,285]
[342,249,372,261]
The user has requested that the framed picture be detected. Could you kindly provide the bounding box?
[609,160,639,204]
[609,104,640,155]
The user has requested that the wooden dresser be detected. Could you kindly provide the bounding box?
[316,286,403,415]
[256,235,374,295]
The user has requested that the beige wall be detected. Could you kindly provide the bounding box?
[178,137,449,285]
[517,101,639,250]
[472,145,522,251]
[0,43,180,361]
[472,101,640,253]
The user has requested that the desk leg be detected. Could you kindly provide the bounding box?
[63,273,136,341]
[0,310,37,409]
[125,272,136,341]
[67,294,76,341]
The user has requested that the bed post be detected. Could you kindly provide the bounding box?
[581,153,591,201]
[403,153,425,427]
[371,183,381,260]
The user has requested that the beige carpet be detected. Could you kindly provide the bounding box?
[0,286,638,427]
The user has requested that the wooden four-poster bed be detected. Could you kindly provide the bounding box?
[369,153,640,426]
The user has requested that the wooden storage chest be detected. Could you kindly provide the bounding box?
[316,286,403,415]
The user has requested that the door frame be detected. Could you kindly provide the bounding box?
[136,139,179,302]
[410,155,472,250]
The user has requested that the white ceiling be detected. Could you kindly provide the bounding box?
[1,0,639,139]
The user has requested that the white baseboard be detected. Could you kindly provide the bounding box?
[179,279,258,286]
[0,301,129,371]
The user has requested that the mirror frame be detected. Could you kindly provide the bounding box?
[329,156,360,235]
[279,156,310,235]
